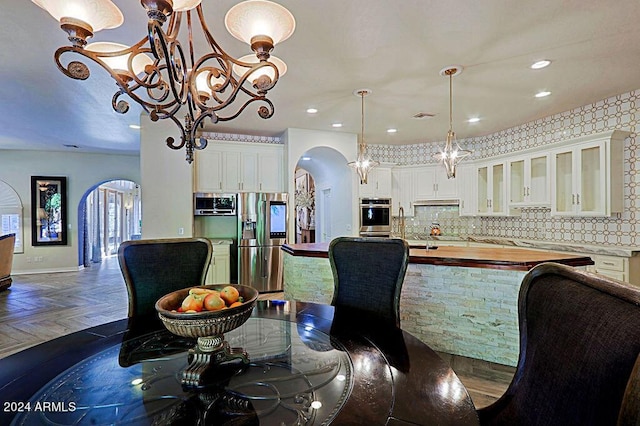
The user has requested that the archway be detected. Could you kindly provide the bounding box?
[77,180,141,267]
[294,147,354,243]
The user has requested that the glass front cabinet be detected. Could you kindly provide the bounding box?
[477,161,508,216]
[550,130,626,217]
[508,153,550,207]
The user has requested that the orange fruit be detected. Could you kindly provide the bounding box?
[220,286,240,305]
[229,301,242,308]
[203,293,226,311]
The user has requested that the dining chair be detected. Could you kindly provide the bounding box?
[118,237,213,317]
[477,262,640,426]
[328,236,409,327]
[0,233,16,291]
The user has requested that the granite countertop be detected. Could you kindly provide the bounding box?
[396,235,640,258]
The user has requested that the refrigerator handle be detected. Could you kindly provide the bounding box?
[262,254,268,279]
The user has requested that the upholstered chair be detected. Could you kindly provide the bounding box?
[118,238,212,317]
[0,233,16,291]
[477,262,640,426]
[328,237,409,327]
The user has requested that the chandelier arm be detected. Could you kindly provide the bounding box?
[215,97,274,122]
[147,21,191,111]
[164,114,187,150]
[195,5,236,66]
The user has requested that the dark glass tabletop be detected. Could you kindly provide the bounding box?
[0,301,480,425]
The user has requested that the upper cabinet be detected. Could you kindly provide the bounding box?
[508,153,550,208]
[550,130,627,217]
[194,142,284,193]
[413,165,458,200]
[391,168,414,216]
[457,164,476,217]
[359,167,392,199]
[477,161,509,216]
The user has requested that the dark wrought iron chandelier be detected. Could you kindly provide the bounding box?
[32,0,295,163]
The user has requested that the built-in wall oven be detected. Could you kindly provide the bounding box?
[359,198,391,237]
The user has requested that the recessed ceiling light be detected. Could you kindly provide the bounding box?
[306,108,318,114]
[301,156,311,161]
[535,91,552,98]
[467,117,480,123]
[531,60,551,69]
[387,128,397,133]
[332,123,342,128]
[129,124,141,129]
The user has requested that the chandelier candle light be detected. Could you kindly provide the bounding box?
[348,89,379,184]
[32,0,295,163]
[434,66,472,179]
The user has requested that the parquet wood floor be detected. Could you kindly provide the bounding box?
[0,257,513,408]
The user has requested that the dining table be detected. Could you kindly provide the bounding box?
[0,300,480,425]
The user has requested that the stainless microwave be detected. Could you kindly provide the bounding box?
[194,193,236,216]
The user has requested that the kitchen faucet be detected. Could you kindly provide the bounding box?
[399,205,406,240]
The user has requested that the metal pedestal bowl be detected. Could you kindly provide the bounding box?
[155,284,258,388]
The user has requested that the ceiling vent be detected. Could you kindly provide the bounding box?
[412,112,436,119]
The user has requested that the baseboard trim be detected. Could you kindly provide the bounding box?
[12,266,83,275]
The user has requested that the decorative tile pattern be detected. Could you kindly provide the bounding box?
[199,131,282,144]
[375,90,639,247]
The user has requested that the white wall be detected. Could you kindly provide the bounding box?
[139,114,194,239]
[0,150,139,273]
[283,128,359,242]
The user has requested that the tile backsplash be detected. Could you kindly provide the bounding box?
[378,89,639,247]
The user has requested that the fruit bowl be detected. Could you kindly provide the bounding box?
[155,284,259,387]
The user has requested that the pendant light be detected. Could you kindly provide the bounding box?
[348,89,379,184]
[434,66,472,178]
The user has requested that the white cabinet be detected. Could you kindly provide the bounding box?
[413,166,458,200]
[194,142,284,193]
[359,167,392,198]
[258,149,284,192]
[222,150,258,192]
[550,130,626,216]
[477,161,508,216]
[194,149,224,192]
[508,153,549,207]
[392,168,414,216]
[206,243,230,284]
[457,165,476,217]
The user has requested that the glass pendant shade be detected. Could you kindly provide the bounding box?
[86,42,153,76]
[171,0,203,12]
[225,0,296,46]
[32,0,123,32]
[232,55,287,83]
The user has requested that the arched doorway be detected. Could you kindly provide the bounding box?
[78,180,141,267]
[293,147,354,243]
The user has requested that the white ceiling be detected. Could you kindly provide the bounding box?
[1,1,639,156]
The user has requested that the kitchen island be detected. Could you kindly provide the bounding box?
[282,242,593,366]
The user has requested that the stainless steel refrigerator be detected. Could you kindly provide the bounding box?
[237,192,288,292]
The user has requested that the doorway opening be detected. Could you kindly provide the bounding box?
[78,180,141,267]
[294,168,315,243]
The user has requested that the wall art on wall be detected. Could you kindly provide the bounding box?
[31,176,67,246]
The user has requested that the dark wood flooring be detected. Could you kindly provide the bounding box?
[0,257,513,408]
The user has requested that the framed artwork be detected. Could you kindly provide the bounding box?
[31,176,67,246]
